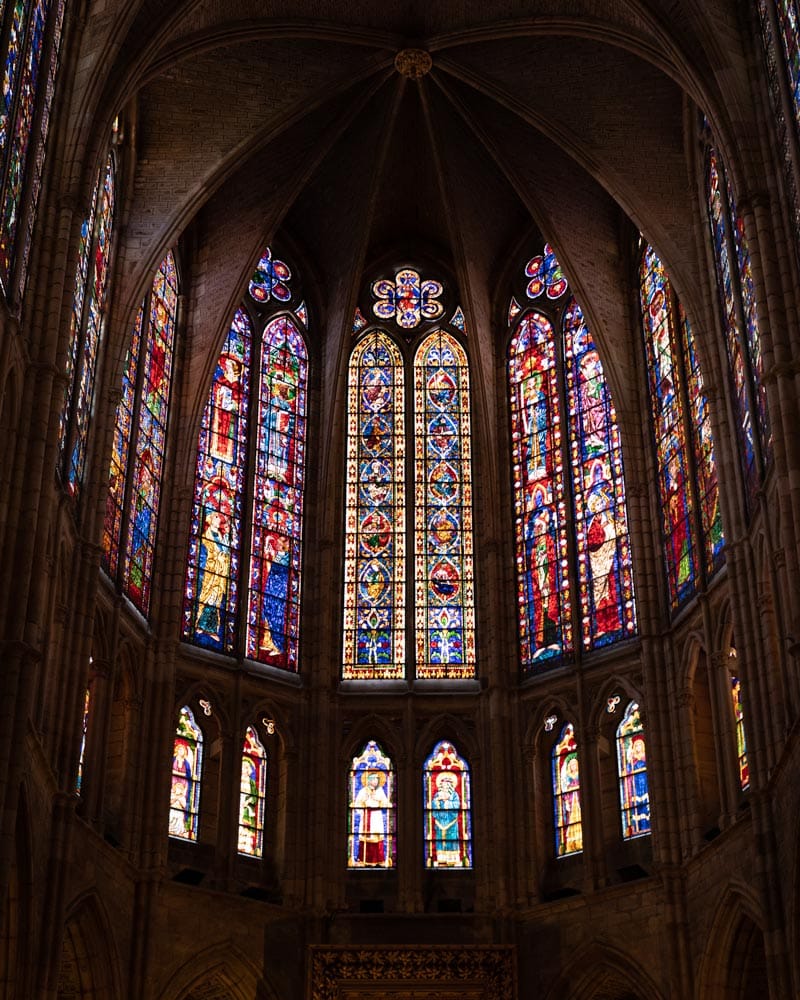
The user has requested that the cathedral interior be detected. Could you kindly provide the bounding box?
[2,1,800,997]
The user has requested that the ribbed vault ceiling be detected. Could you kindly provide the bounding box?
[77,0,761,471]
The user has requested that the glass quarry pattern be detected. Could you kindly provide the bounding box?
[680,305,724,576]
[169,707,203,842]
[372,267,444,329]
[184,312,253,653]
[414,331,475,679]
[640,247,698,609]
[616,702,651,840]
[423,741,472,869]
[101,251,179,614]
[348,741,395,868]
[245,316,307,670]
[706,147,760,497]
[66,153,116,496]
[552,722,582,857]
[238,727,268,857]
[0,0,64,293]
[343,331,406,679]
[525,243,568,300]
[509,311,572,669]
[564,299,636,651]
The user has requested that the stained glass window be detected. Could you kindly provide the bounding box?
[552,722,582,857]
[706,147,766,498]
[616,702,651,839]
[0,0,65,297]
[76,687,90,794]
[372,268,444,328]
[414,331,475,679]
[102,251,179,616]
[183,246,309,670]
[638,245,724,611]
[169,706,203,842]
[423,740,472,869]
[61,152,116,499]
[238,726,268,857]
[184,311,252,654]
[729,646,750,791]
[343,331,406,679]
[348,740,395,868]
[245,315,308,669]
[509,244,636,674]
[509,312,571,669]
[564,298,636,651]
[680,305,724,575]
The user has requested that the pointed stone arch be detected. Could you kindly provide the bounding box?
[158,940,265,1000]
[57,893,122,999]
[543,940,664,1000]
[696,882,769,1000]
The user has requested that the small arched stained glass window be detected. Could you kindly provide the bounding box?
[348,740,395,869]
[423,740,472,869]
[552,722,582,857]
[729,645,750,792]
[76,688,90,795]
[414,330,475,678]
[238,726,268,857]
[169,707,203,842]
[616,702,651,840]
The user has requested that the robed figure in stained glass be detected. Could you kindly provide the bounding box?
[169,707,203,841]
[616,702,651,839]
[423,741,472,868]
[553,723,582,857]
[195,501,232,641]
[210,353,245,463]
[348,741,395,868]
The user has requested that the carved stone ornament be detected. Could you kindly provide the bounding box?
[394,49,432,78]
[308,946,515,999]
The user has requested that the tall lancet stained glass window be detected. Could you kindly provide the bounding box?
[0,0,66,298]
[238,726,268,857]
[552,722,582,857]
[616,702,651,839]
[423,740,472,869]
[60,151,116,499]
[102,250,179,616]
[639,245,724,610]
[348,741,395,868]
[183,246,308,671]
[706,146,770,502]
[414,331,475,678]
[169,706,203,842]
[342,302,475,680]
[509,244,636,676]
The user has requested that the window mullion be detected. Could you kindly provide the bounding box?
[237,311,263,660]
[405,337,415,682]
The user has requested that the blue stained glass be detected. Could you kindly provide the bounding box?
[348,740,395,868]
[525,243,568,300]
[552,722,582,856]
[372,268,444,329]
[184,311,252,653]
[249,246,291,303]
[414,331,475,679]
[423,740,472,869]
[245,315,307,671]
[343,331,406,679]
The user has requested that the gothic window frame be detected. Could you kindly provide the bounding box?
[237,723,269,859]
[638,242,724,613]
[615,700,651,841]
[341,303,476,683]
[422,738,473,870]
[550,720,583,859]
[101,248,180,617]
[507,242,637,678]
[182,244,310,674]
[347,739,396,870]
[168,704,205,844]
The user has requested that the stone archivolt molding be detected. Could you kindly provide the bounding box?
[308,945,515,999]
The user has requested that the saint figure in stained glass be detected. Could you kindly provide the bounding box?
[238,726,268,857]
[552,722,582,857]
[616,702,651,839]
[423,740,472,869]
[169,707,203,842]
[348,741,395,868]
